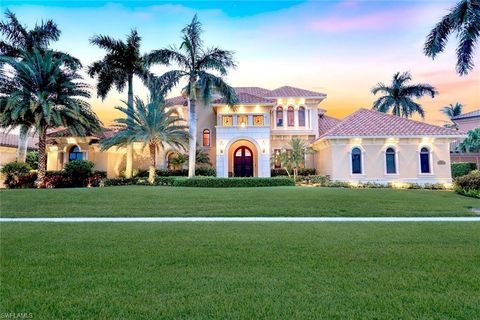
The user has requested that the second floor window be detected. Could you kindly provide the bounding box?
[287,107,294,127]
[253,115,264,126]
[276,107,283,127]
[202,129,210,147]
[298,107,305,127]
[222,115,233,127]
[238,115,248,126]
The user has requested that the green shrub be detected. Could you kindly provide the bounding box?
[155,176,178,186]
[101,177,139,187]
[5,172,37,189]
[195,166,216,176]
[26,151,38,170]
[297,175,330,185]
[156,169,188,176]
[171,177,295,188]
[64,160,94,186]
[454,170,480,198]
[451,162,477,178]
[43,174,72,188]
[1,161,32,176]
[271,168,316,177]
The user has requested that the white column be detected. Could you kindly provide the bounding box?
[294,108,299,128]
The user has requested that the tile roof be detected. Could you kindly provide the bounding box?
[165,86,327,106]
[451,109,480,120]
[213,92,274,104]
[318,114,341,136]
[47,128,115,139]
[0,132,38,149]
[318,108,466,139]
[267,86,326,98]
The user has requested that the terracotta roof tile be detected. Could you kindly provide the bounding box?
[165,96,188,106]
[318,108,466,139]
[47,127,115,139]
[318,115,341,136]
[213,92,274,104]
[451,109,480,120]
[0,132,38,149]
[267,86,326,98]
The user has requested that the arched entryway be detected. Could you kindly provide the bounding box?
[233,146,253,177]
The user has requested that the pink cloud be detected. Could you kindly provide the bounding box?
[308,5,439,33]
[336,1,360,9]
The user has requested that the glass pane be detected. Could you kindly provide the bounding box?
[386,154,396,174]
[287,107,294,127]
[222,116,233,127]
[253,115,264,126]
[244,149,251,156]
[420,154,430,173]
[352,151,361,174]
[235,149,242,157]
[298,108,305,127]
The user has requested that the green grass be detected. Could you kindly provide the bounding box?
[1,223,479,319]
[0,186,478,217]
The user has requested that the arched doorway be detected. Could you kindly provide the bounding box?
[233,146,253,177]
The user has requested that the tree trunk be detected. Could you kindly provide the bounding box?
[188,99,197,178]
[37,128,47,188]
[148,143,156,184]
[125,75,134,178]
[16,125,29,162]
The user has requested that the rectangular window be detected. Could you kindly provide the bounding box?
[222,115,233,127]
[237,115,248,126]
[253,115,264,126]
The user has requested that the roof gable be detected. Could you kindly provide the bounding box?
[451,109,480,120]
[319,108,465,138]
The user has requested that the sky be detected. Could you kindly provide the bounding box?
[1,0,479,126]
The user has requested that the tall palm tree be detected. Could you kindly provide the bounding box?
[424,0,480,76]
[274,138,312,180]
[0,10,80,161]
[440,102,463,129]
[371,72,438,119]
[145,15,238,177]
[101,98,189,184]
[88,29,147,178]
[0,49,102,186]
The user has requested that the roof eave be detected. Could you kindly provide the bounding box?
[313,134,467,144]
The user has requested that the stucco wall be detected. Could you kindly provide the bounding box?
[0,146,17,167]
[455,117,480,132]
[314,137,454,184]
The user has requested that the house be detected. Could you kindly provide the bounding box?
[450,109,480,168]
[0,131,38,166]
[46,85,465,184]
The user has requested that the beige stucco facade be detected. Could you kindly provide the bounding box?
[313,137,455,184]
[45,86,464,184]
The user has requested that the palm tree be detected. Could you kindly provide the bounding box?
[424,0,480,76]
[371,72,437,119]
[101,98,189,184]
[88,29,147,178]
[0,10,80,161]
[145,15,238,177]
[274,138,312,180]
[0,49,102,186]
[458,128,480,152]
[440,102,463,129]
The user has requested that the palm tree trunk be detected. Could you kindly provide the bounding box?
[125,74,134,178]
[37,128,47,188]
[148,143,156,184]
[16,125,29,162]
[188,99,197,178]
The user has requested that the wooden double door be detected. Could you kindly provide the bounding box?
[233,146,253,177]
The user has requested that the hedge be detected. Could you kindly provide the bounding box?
[271,168,316,177]
[170,177,295,188]
[454,170,480,198]
[451,162,477,178]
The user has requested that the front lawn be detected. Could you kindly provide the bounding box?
[0,186,478,217]
[1,223,479,319]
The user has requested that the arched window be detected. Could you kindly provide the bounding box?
[420,147,430,173]
[287,106,294,127]
[276,107,283,127]
[351,147,362,174]
[69,146,83,161]
[298,107,306,127]
[202,129,210,147]
[385,147,396,174]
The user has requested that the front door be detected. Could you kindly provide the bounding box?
[233,146,253,177]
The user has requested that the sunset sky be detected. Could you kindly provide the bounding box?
[2,0,479,126]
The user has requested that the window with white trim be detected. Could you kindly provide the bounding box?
[351,147,362,174]
[385,147,397,174]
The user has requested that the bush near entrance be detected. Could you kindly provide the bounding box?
[451,162,477,178]
[454,170,480,198]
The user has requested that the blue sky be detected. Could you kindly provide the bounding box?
[1,0,478,124]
